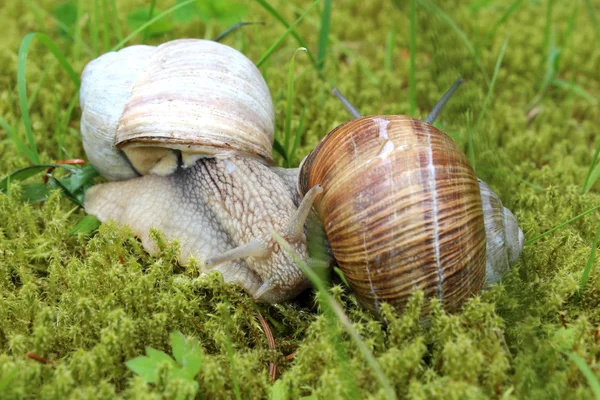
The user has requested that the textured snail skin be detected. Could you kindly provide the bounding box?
[85,156,312,303]
[300,115,494,314]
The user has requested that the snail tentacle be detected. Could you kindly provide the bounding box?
[425,77,464,123]
[205,239,270,267]
[283,184,323,240]
[331,88,362,118]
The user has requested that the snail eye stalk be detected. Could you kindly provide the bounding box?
[425,77,464,124]
[331,88,362,118]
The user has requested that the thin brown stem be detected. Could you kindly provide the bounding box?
[256,312,277,382]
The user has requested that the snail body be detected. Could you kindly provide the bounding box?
[80,39,324,302]
[85,155,320,303]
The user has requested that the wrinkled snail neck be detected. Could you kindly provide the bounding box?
[204,184,323,268]
[331,77,464,123]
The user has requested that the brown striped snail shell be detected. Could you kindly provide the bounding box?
[298,85,523,314]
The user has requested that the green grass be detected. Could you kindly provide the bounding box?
[0,0,600,399]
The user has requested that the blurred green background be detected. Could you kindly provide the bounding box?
[0,0,599,398]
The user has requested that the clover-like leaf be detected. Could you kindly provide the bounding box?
[126,356,159,383]
[180,341,203,380]
[146,347,177,366]
[173,0,197,23]
[195,0,248,25]
[126,7,173,37]
[170,331,187,366]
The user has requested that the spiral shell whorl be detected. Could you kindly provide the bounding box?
[80,39,274,180]
[300,116,487,314]
[479,180,524,283]
[80,45,155,180]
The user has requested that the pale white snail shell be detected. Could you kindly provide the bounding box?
[80,38,274,181]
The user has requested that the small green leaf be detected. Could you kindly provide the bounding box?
[126,356,159,383]
[170,331,187,366]
[181,341,202,380]
[269,379,286,400]
[63,165,99,193]
[20,183,52,203]
[145,347,176,365]
[0,369,18,392]
[195,0,248,25]
[53,2,78,35]
[173,0,197,23]
[126,7,173,37]
[68,215,101,236]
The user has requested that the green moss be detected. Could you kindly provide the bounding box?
[1,0,600,398]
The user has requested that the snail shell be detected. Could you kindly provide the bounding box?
[298,115,523,314]
[80,39,274,181]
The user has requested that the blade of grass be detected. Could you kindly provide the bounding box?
[254,0,317,68]
[409,0,417,115]
[0,117,36,163]
[101,0,111,51]
[272,139,288,164]
[23,0,46,31]
[112,0,196,51]
[272,231,396,399]
[579,224,600,294]
[284,48,306,166]
[256,0,321,68]
[0,164,80,192]
[316,0,331,70]
[55,93,81,160]
[538,0,555,81]
[552,79,599,106]
[92,0,100,55]
[17,33,82,165]
[219,304,242,400]
[285,5,380,84]
[108,0,124,43]
[69,215,101,236]
[528,36,560,110]
[476,167,547,191]
[27,64,52,109]
[289,106,307,165]
[465,110,475,171]
[525,204,600,246]
[584,0,600,40]
[479,0,522,54]
[418,0,490,86]
[582,142,600,193]
[475,36,509,128]
[566,352,600,398]
[142,0,157,44]
[24,0,94,57]
[19,33,80,88]
[47,176,84,207]
[384,26,397,72]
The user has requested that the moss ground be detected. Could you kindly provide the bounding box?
[1,0,600,398]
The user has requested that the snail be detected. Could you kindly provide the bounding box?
[80,38,522,313]
[297,79,524,314]
[80,39,325,303]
